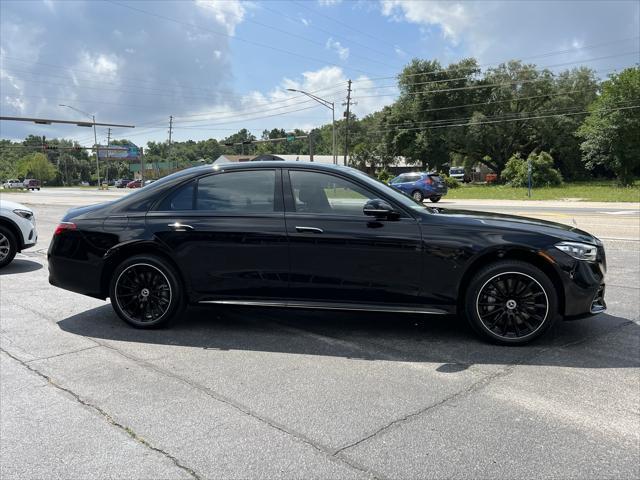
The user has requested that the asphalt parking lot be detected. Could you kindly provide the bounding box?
[1,189,639,479]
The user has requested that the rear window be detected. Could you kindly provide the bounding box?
[196,170,276,213]
[428,175,442,182]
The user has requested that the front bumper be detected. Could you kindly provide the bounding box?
[545,247,606,318]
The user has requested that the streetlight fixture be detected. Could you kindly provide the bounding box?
[59,104,101,188]
[286,89,336,165]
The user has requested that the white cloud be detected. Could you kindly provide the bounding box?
[318,0,342,5]
[301,17,310,27]
[76,51,121,79]
[380,0,469,42]
[326,37,349,60]
[195,0,246,36]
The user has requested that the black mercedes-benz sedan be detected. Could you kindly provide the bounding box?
[48,162,606,344]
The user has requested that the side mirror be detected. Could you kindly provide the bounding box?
[363,199,398,219]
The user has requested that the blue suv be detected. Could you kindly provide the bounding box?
[389,172,448,202]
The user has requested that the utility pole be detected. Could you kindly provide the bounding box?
[342,79,352,166]
[168,115,174,170]
[309,132,314,162]
[106,128,112,184]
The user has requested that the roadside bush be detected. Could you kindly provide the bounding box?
[442,174,460,189]
[376,169,392,183]
[502,151,563,187]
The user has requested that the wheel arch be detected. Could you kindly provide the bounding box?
[457,247,565,316]
[100,241,188,300]
[0,217,23,250]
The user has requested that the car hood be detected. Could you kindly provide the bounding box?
[429,207,599,244]
[0,199,32,213]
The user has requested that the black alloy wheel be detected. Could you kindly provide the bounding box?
[0,226,17,268]
[110,255,184,328]
[412,190,424,202]
[465,260,558,344]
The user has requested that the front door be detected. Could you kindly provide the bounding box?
[145,168,289,301]
[283,169,423,306]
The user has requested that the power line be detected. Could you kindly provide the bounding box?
[259,3,392,59]
[105,0,385,77]
[375,100,636,129]
[352,52,638,91]
[353,67,622,99]
[357,35,640,82]
[368,105,640,133]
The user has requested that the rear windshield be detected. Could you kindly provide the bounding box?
[450,168,464,174]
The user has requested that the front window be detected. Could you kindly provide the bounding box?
[289,170,375,216]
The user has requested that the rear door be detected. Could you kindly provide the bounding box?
[283,168,423,306]
[145,168,289,301]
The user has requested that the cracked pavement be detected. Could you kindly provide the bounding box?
[0,196,638,479]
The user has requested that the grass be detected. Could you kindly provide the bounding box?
[445,180,640,202]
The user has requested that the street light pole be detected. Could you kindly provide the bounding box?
[60,104,100,188]
[287,89,336,165]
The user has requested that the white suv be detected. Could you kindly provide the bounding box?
[0,199,38,268]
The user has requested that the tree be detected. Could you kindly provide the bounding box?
[17,152,58,183]
[577,67,640,186]
[502,151,563,187]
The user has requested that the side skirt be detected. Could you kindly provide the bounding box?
[198,299,449,315]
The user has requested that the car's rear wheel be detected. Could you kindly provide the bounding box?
[412,190,424,202]
[430,196,441,203]
[0,226,17,268]
[464,260,558,344]
[109,254,184,328]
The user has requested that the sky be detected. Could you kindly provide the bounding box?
[0,0,638,147]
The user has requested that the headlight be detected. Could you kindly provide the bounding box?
[554,241,597,262]
[13,209,34,221]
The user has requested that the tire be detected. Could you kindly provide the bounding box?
[0,226,17,268]
[411,190,424,202]
[464,260,558,345]
[430,196,442,203]
[109,254,185,328]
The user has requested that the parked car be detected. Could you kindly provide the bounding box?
[23,179,41,191]
[115,178,133,188]
[48,162,606,345]
[449,167,469,183]
[389,172,448,202]
[0,199,37,268]
[2,179,23,189]
[144,179,156,186]
[126,180,142,188]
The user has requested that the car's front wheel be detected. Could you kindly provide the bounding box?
[0,226,17,268]
[109,254,184,328]
[464,260,558,344]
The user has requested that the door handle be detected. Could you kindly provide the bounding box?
[295,226,323,234]
[168,222,194,231]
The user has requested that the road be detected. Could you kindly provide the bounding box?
[1,188,639,479]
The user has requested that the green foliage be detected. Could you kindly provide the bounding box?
[577,67,640,186]
[17,152,58,182]
[442,175,460,189]
[502,151,563,187]
[376,169,392,183]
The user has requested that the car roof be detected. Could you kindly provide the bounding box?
[192,161,350,173]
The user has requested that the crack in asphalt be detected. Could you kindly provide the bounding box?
[331,319,637,457]
[4,291,637,478]
[0,348,202,480]
[4,299,382,478]
[24,345,101,364]
[94,342,383,480]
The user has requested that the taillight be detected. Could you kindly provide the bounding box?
[423,177,433,185]
[54,222,77,235]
